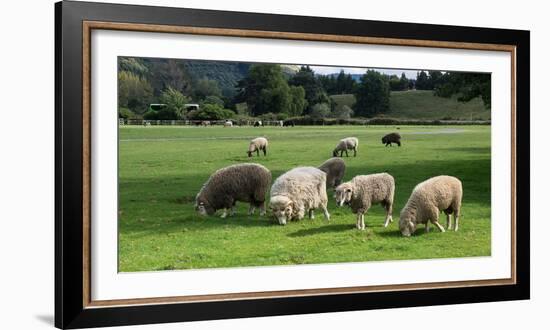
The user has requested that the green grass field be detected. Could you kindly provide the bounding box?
[330,90,490,120]
[118,125,491,272]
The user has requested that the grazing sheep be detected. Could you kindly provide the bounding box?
[247,137,268,157]
[399,175,463,236]
[334,173,395,230]
[195,163,272,218]
[318,158,346,189]
[223,120,233,127]
[269,167,330,225]
[333,137,359,157]
[254,120,262,127]
[201,120,211,126]
[382,132,402,147]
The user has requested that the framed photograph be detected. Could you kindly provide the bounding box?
[55,1,530,328]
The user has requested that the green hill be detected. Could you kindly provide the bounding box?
[330,90,490,120]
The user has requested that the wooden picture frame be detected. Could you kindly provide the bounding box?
[55,1,530,328]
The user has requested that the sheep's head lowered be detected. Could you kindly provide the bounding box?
[399,209,417,237]
[334,183,353,207]
[269,195,294,225]
[195,196,215,216]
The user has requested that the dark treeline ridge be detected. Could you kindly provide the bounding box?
[118,57,491,121]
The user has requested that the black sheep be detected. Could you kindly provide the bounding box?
[381,132,402,147]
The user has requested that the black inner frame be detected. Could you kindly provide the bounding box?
[55,1,530,329]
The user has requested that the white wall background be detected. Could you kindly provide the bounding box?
[0,0,545,329]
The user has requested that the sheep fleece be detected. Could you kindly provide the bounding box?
[196,163,271,211]
[346,173,395,214]
[270,167,328,220]
[248,137,268,153]
[400,175,462,225]
[318,157,346,188]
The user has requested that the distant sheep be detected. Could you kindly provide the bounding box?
[334,173,395,230]
[269,167,330,225]
[254,120,262,127]
[201,120,211,126]
[399,175,463,236]
[333,137,359,157]
[195,163,272,218]
[382,132,402,147]
[223,120,233,127]
[248,137,268,157]
[318,158,346,189]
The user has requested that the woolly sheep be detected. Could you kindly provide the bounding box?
[223,120,233,127]
[334,173,395,230]
[269,167,330,225]
[318,158,346,189]
[399,175,463,236]
[382,132,402,147]
[248,137,268,157]
[333,137,359,157]
[195,163,272,218]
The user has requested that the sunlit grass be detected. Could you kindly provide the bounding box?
[118,125,491,272]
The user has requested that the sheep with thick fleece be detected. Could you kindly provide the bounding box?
[382,132,402,147]
[334,173,395,230]
[333,137,359,157]
[399,175,463,236]
[318,158,346,189]
[248,137,268,157]
[195,163,272,218]
[269,167,330,225]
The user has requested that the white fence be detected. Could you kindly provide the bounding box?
[119,119,285,127]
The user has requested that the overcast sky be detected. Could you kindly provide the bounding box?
[309,65,419,79]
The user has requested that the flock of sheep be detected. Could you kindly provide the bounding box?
[195,133,463,236]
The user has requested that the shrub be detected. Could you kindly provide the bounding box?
[189,104,235,120]
[118,107,135,119]
[159,87,190,119]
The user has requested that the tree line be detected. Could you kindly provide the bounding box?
[118,57,490,121]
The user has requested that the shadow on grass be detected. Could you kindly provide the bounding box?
[120,158,490,238]
[288,224,355,237]
[434,146,490,154]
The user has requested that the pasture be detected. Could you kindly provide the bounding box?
[118,125,491,272]
[330,90,490,120]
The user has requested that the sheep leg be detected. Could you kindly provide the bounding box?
[383,201,393,227]
[433,221,446,232]
[356,213,362,230]
[425,222,429,233]
[220,209,228,218]
[259,203,266,216]
[309,209,315,219]
[345,150,349,157]
[360,214,366,230]
[446,213,452,230]
[248,205,256,215]
[383,215,392,228]
[454,213,460,231]
[321,204,330,221]
[256,149,260,157]
[230,205,236,216]
[353,148,357,157]
[263,147,267,156]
